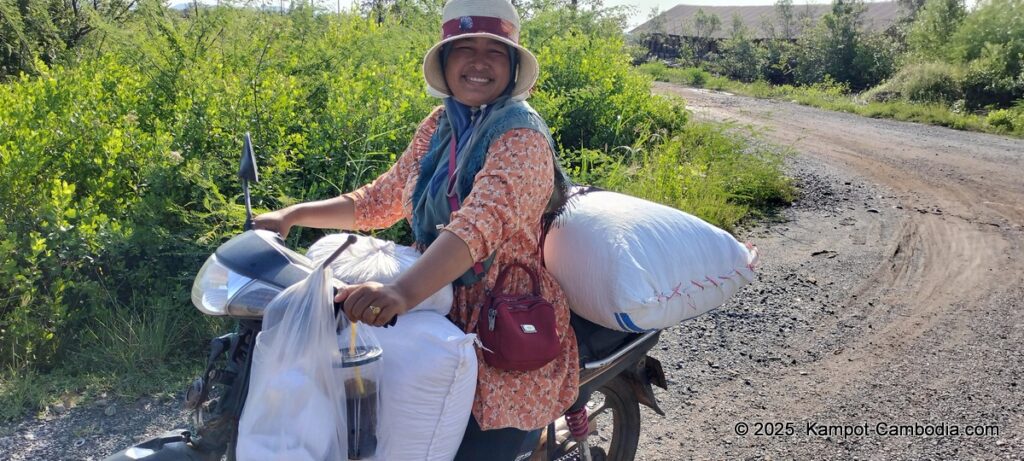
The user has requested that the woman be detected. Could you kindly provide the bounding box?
[254,0,577,458]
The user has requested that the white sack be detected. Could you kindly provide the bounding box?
[307,233,454,316]
[544,190,758,332]
[237,267,347,461]
[371,311,477,461]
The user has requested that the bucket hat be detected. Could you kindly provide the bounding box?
[422,0,538,101]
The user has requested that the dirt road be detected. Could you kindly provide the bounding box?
[2,84,1022,460]
[635,83,1024,458]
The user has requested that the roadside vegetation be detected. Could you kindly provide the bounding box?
[0,0,792,420]
[636,0,1024,137]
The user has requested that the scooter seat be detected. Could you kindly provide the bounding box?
[570,313,640,367]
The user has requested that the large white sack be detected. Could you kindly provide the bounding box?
[307,233,454,316]
[371,311,477,461]
[544,190,758,332]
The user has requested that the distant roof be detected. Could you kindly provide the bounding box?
[631,2,903,40]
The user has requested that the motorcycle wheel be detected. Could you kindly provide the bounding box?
[579,376,641,461]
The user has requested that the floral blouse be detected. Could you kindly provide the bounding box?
[345,106,579,431]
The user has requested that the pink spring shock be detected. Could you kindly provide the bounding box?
[564,407,589,441]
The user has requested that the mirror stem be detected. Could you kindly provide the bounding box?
[243,179,254,231]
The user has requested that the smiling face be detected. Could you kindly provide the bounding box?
[443,37,513,107]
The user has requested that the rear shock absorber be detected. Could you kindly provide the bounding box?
[563,407,591,461]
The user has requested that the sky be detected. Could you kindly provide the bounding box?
[605,0,834,28]
[181,0,981,31]
[185,0,845,25]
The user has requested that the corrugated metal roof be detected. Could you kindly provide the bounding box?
[631,2,903,39]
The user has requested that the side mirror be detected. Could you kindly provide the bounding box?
[239,133,259,183]
[239,133,259,230]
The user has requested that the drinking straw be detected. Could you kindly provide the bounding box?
[349,323,365,395]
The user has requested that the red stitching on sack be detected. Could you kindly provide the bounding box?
[648,265,757,305]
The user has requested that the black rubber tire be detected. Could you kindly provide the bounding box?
[590,376,642,461]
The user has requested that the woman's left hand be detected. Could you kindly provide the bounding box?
[335,282,411,327]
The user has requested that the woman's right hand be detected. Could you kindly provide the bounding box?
[253,208,295,239]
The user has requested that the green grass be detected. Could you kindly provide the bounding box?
[569,123,796,233]
[0,362,199,422]
[640,62,1022,137]
[0,292,218,422]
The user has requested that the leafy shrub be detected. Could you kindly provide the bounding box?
[792,0,897,90]
[986,109,1016,131]
[959,43,1024,108]
[985,105,1024,134]
[636,62,712,88]
[864,61,963,104]
[597,124,794,231]
[906,0,966,61]
[0,4,443,373]
[949,0,1024,79]
[637,61,669,81]
[714,32,767,83]
[532,31,687,150]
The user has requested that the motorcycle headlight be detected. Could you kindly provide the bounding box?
[190,254,282,317]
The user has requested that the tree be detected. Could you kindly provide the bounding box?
[0,0,139,79]
[718,13,765,82]
[898,0,928,20]
[906,0,965,60]
[793,0,895,90]
[775,0,796,39]
[950,0,1024,106]
[1,0,64,78]
[691,8,720,62]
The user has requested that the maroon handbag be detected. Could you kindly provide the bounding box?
[477,262,561,372]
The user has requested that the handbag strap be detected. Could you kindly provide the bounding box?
[446,135,461,212]
[492,262,541,297]
[446,135,486,277]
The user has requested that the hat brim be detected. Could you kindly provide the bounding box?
[422,33,539,102]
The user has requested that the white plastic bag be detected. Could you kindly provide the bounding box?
[372,311,477,461]
[237,267,347,461]
[309,233,476,460]
[307,233,454,315]
[544,190,758,332]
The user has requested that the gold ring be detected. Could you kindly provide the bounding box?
[369,306,382,316]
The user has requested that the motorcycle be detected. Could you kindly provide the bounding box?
[105,135,667,461]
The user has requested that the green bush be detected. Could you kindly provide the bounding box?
[986,109,1016,131]
[864,61,963,104]
[714,23,767,83]
[959,43,1024,108]
[0,5,442,374]
[636,62,712,88]
[950,0,1024,79]
[906,0,966,61]
[532,31,687,150]
[985,105,1024,134]
[792,0,897,90]
[597,124,794,231]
